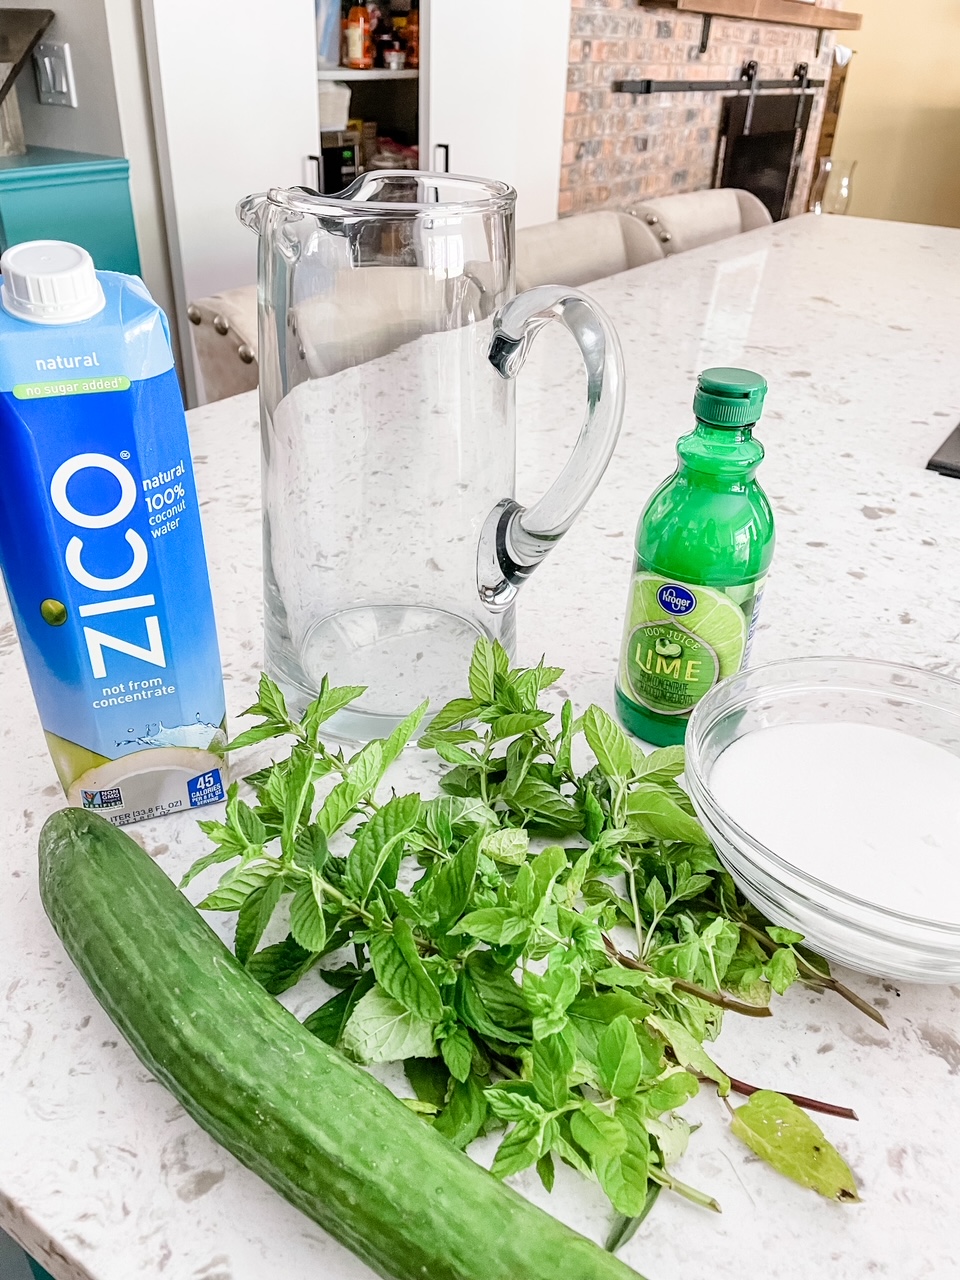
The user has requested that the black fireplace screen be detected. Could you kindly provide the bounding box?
[715,93,814,222]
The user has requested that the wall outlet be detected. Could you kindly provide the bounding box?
[33,41,78,109]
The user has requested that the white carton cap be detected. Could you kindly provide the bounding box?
[0,240,106,325]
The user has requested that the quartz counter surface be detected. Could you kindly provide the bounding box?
[2,215,959,1280]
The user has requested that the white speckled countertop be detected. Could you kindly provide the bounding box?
[2,215,960,1280]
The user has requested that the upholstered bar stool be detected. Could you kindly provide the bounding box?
[186,285,259,403]
[629,188,772,256]
[516,210,664,290]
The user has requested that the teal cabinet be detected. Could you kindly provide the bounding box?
[0,146,140,276]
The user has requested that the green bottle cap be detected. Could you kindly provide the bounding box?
[693,367,768,427]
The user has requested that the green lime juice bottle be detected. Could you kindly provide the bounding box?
[615,368,774,746]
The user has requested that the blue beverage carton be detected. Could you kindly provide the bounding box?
[0,240,227,825]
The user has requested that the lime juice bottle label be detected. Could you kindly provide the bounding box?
[618,571,764,717]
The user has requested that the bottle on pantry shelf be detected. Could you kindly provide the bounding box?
[615,367,774,746]
[344,3,374,69]
[0,240,227,825]
[403,0,419,68]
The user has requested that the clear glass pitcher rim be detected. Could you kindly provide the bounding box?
[259,170,517,220]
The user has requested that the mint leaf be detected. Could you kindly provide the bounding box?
[767,926,805,946]
[625,785,709,844]
[532,1029,576,1110]
[303,972,375,1045]
[730,1091,860,1202]
[451,906,530,946]
[490,1120,543,1178]
[597,1015,645,1098]
[766,946,800,995]
[288,871,327,953]
[434,1075,488,1149]
[196,861,278,911]
[468,637,497,703]
[633,744,686,784]
[647,1014,730,1094]
[456,954,532,1043]
[439,1025,474,1082]
[246,935,318,994]
[570,1101,626,1157]
[481,827,530,865]
[488,711,552,741]
[595,1097,650,1216]
[379,700,429,769]
[510,777,582,830]
[419,833,480,927]
[583,704,640,781]
[316,740,385,836]
[344,792,421,901]
[341,985,437,1063]
[234,877,283,965]
[369,918,444,1022]
[301,682,366,742]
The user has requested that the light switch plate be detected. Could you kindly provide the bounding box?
[33,40,78,108]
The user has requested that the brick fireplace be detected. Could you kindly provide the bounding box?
[561,0,838,219]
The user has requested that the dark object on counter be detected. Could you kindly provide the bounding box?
[927,424,960,479]
[0,9,54,105]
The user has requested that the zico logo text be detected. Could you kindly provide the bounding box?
[50,453,166,680]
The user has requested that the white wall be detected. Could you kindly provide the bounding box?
[142,0,320,403]
[101,0,177,336]
[424,0,570,228]
[9,0,124,156]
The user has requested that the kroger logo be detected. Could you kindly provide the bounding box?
[657,583,696,616]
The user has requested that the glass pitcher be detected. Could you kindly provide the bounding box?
[239,172,625,739]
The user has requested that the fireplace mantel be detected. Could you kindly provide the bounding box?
[639,1,862,34]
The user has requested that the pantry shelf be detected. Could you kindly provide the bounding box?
[317,67,419,82]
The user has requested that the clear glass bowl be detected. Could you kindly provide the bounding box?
[685,657,960,983]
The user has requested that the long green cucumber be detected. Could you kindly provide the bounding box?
[39,810,645,1280]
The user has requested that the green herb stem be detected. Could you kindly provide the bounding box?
[602,934,773,1019]
[702,1072,859,1121]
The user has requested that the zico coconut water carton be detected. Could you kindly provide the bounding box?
[0,241,227,825]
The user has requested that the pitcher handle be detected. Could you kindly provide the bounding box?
[478,284,625,611]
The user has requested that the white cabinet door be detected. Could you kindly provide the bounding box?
[423,0,570,229]
[142,0,319,402]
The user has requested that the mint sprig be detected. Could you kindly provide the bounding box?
[182,639,877,1246]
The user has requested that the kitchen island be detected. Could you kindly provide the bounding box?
[2,214,959,1280]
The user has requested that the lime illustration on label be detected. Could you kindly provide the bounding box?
[619,573,761,717]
